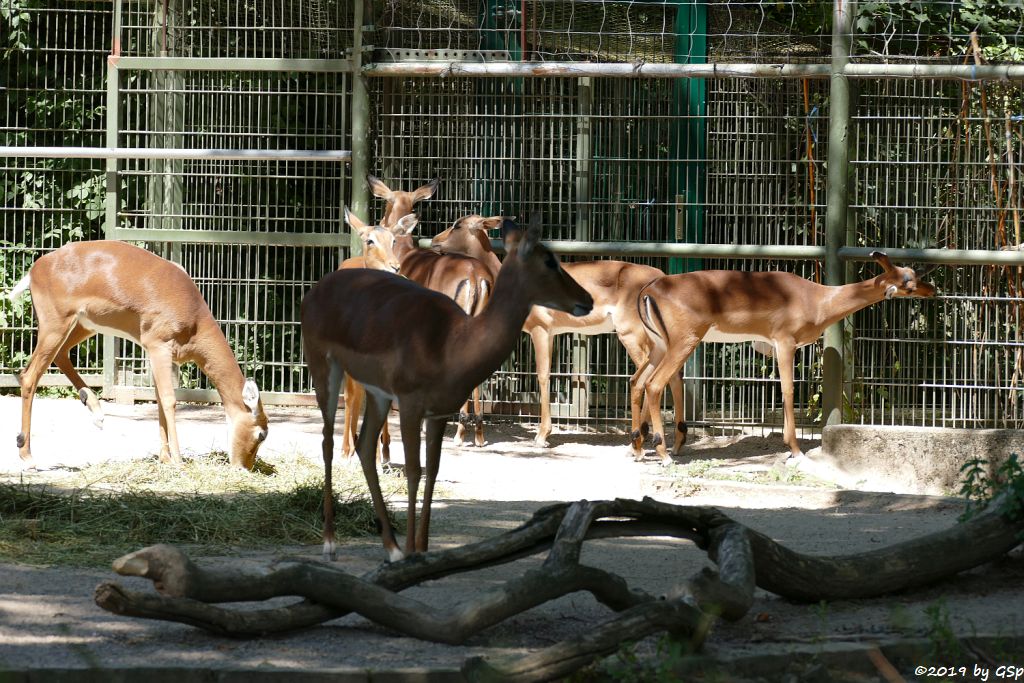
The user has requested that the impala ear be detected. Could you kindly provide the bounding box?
[344,205,372,237]
[870,251,896,273]
[480,215,506,230]
[367,174,393,200]
[520,214,544,258]
[500,217,524,251]
[242,379,261,414]
[413,178,440,202]
[392,213,419,236]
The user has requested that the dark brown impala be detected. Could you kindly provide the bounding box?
[631,252,937,462]
[302,217,593,561]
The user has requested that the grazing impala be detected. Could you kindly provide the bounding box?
[8,241,268,469]
[431,215,682,449]
[366,175,495,447]
[302,217,593,561]
[632,252,937,462]
[337,208,418,463]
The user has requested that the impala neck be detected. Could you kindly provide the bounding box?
[393,233,418,262]
[818,277,886,328]
[187,318,248,416]
[446,255,534,388]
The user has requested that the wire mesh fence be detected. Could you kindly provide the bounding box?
[2,0,1022,443]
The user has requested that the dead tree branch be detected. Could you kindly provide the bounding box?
[95,496,1024,682]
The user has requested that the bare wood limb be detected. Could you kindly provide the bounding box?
[95,494,1024,675]
[462,597,707,683]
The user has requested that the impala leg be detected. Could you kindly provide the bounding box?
[308,353,343,560]
[644,338,699,463]
[472,384,485,447]
[50,324,105,427]
[16,315,79,465]
[453,399,469,448]
[529,326,554,447]
[397,408,423,558]
[148,346,182,464]
[341,375,362,459]
[774,342,803,459]
[359,390,403,561]
[628,358,655,460]
[620,330,652,459]
[667,371,686,457]
[416,417,446,553]
[379,415,391,467]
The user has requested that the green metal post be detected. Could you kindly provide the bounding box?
[822,0,855,427]
[349,0,370,257]
[669,0,706,276]
[103,58,122,393]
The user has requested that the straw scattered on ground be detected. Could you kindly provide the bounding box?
[0,451,404,567]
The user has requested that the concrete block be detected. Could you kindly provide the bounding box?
[818,424,1024,495]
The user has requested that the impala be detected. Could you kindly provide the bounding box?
[431,215,682,449]
[631,252,937,462]
[301,217,593,561]
[337,208,418,464]
[8,241,268,469]
[365,175,495,447]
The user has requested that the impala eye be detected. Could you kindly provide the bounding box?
[545,254,558,270]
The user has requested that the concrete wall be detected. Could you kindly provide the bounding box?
[819,425,1024,495]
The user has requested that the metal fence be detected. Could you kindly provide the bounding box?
[2,1,1023,441]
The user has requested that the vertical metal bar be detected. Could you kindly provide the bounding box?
[822,0,855,427]
[103,54,122,393]
[571,77,592,419]
[349,0,370,256]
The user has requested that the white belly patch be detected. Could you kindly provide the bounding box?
[77,313,142,347]
[701,328,773,346]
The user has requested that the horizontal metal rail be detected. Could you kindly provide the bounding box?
[109,56,355,73]
[365,61,1024,81]
[0,147,351,161]
[111,228,350,247]
[453,239,1024,266]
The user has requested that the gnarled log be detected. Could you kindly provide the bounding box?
[95,495,1024,682]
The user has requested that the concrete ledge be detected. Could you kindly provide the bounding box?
[819,424,1024,495]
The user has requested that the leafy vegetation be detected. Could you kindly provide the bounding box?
[959,453,1024,522]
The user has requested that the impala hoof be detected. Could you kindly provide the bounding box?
[386,547,405,563]
[322,540,337,562]
[534,434,550,448]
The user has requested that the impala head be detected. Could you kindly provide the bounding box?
[502,215,593,316]
[870,251,938,300]
[344,206,403,274]
[228,379,268,470]
[366,174,439,228]
[431,214,507,259]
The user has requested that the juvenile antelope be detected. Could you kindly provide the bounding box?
[9,241,268,469]
[632,252,937,462]
[432,215,681,449]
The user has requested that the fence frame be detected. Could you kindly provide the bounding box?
[4,0,1022,431]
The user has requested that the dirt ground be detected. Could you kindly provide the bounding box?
[1,394,1023,679]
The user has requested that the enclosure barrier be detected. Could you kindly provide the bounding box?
[3,0,1022,436]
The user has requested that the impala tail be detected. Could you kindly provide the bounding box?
[7,274,31,303]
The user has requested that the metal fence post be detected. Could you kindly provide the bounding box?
[822,0,855,427]
[103,54,122,393]
[571,77,593,420]
[349,0,370,257]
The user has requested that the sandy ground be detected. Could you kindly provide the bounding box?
[1,395,1022,677]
